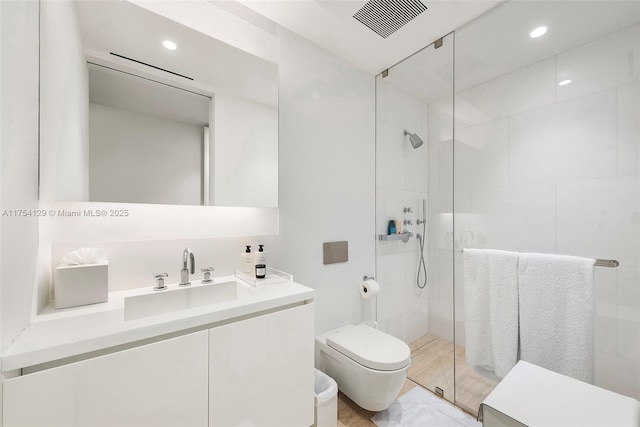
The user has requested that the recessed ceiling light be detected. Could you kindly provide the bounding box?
[162,40,177,51]
[558,79,572,86]
[530,26,548,38]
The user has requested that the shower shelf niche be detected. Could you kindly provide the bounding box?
[378,231,413,242]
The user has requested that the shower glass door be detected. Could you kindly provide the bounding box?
[375,32,455,403]
[453,0,640,415]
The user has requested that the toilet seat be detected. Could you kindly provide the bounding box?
[326,324,410,371]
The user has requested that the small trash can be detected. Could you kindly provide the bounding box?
[314,368,338,427]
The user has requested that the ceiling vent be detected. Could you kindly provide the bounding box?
[353,0,427,39]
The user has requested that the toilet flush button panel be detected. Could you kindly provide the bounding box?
[326,324,410,371]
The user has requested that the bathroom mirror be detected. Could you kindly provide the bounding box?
[39,0,278,207]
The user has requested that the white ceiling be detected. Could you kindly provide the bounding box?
[383,0,640,104]
[238,0,504,75]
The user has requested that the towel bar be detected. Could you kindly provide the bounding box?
[460,249,619,268]
[594,259,619,268]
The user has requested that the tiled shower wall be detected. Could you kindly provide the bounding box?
[375,79,431,344]
[428,24,639,398]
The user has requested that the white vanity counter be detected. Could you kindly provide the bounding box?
[2,276,314,372]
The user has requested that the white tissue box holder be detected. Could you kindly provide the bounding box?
[54,263,108,309]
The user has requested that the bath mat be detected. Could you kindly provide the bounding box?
[371,386,480,427]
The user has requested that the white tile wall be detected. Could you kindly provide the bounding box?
[376,78,434,343]
[594,267,618,306]
[455,117,509,190]
[556,25,640,102]
[455,58,556,127]
[617,266,640,311]
[270,27,375,336]
[509,90,617,184]
[376,251,407,323]
[557,176,639,267]
[470,183,557,253]
[425,189,454,340]
[617,81,640,176]
[448,24,640,399]
[1,0,40,354]
[376,120,406,190]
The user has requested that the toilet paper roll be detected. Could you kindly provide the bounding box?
[360,279,380,299]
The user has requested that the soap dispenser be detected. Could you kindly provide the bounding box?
[254,244,267,266]
[240,245,253,274]
[254,244,267,278]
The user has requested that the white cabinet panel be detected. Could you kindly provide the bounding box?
[209,303,314,427]
[3,331,209,426]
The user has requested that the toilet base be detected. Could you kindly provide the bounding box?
[323,348,408,411]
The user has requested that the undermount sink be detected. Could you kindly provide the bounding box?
[124,280,257,321]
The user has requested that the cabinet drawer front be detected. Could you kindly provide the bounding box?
[209,303,315,427]
[4,330,209,426]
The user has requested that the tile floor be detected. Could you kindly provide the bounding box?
[336,333,497,426]
[408,334,497,414]
[337,378,478,426]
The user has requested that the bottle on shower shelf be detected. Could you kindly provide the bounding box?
[388,220,396,235]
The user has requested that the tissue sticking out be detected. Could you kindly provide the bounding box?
[60,248,108,266]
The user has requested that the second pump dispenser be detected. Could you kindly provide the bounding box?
[240,244,268,278]
[254,244,267,278]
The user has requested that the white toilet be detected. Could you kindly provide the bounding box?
[315,324,411,411]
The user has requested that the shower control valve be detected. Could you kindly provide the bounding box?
[403,207,413,214]
[404,219,413,226]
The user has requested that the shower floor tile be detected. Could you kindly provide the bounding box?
[408,334,498,416]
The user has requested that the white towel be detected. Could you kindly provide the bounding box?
[518,253,595,383]
[463,248,519,378]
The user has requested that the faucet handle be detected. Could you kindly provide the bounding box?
[201,267,214,284]
[153,273,168,291]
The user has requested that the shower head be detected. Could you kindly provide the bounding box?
[403,130,424,149]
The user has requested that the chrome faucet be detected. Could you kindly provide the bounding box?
[179,248,195,287]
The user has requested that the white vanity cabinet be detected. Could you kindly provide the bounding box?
[3,330,209,426]
[2,301,315,427]
[209,303,315,427]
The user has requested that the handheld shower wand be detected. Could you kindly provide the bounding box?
[416,199,427,289]
[417,199,426,225]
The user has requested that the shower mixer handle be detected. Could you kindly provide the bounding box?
[400,230,413,243]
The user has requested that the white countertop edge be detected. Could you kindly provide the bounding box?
[2,277,314,372]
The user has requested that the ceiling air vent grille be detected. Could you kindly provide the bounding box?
[353,0,427,39]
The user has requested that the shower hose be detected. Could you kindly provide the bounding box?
[417,218,427,289]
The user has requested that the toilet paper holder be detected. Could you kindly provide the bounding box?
[362,275,378,329]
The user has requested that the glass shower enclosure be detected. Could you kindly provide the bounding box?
[375,32,455,402]
[375,0,639,416]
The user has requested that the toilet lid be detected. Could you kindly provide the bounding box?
[326,324,411,371]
